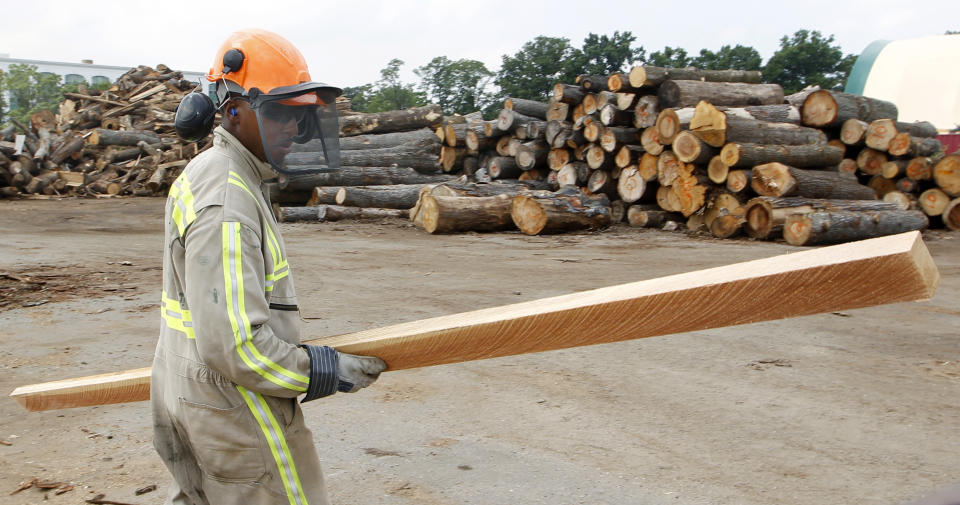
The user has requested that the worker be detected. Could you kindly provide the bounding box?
[152,28,386,505]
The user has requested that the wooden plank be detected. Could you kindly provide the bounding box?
[10,231,939,412]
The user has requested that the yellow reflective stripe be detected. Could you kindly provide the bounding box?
[237,386,308,505]
[228,171,287,286]
[160,291,195,339]
[222,222,308,391]
[169,175,197,237]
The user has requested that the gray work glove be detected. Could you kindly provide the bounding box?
[337,351,387,393]
[300,345,386,402]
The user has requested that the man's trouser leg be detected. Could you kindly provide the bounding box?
[152,353,329,505]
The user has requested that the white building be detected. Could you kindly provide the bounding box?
[0,54,204,88]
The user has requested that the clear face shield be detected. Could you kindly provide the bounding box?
[249,87,341,176]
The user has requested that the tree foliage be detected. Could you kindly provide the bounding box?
[763,30,856,94]
[3,64,64,126]
[414,56,494,116]
[0,69,6,125]
[496,36,582,101]
[646,46,691,68]
[577,31,646,75]
[345,59,426,114]
[691,44,763,70]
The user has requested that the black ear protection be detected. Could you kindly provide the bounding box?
[174,49,245,142]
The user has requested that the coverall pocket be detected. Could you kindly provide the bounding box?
[177,398,267,482]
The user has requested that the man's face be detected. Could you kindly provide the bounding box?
[258,102,307,166]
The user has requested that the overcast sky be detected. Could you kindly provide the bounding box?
[3,0,957,88]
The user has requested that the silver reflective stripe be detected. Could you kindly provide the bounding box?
[239,387,307,505]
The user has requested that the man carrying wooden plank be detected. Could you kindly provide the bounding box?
[158,28,385,505]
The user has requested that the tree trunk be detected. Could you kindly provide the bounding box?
[919,188,950,216]
[504,98,549,119]
[49,136,85,165]
[632,95,660,129]
[545,99,570,121]
[87,128,161,147]
[553,84,585,104]
[695,116,828,148]
[800,90,898,128]
[896,177,920,194]
[628,66,763,87]
[883,191,915,211]
[443,123,467,147]
[577,74,609,91]
[658,81,784,108]
[497,109,538,132]
[717,104,801,124]
[671,172,709,216]
[279,166,455,191]
[856,148,888,176]
[616,92,639,111]
[840,119,868,146]
[489,156,522,179]
[721,142,844,168]
[587,169,616,197]
[640,127,664,156]
[279,205,406,222]
[545,121,573,148]
[627,207,682,227]
[616,166,647,203]
[285,144,441,173]
[638,152,659,181]
[548,148,572,170]
[615,145,644,168]
[752,163,877,199]
[606,73,641,93]
[726,169,751,193]
[440,146,467,172]
[556,161,587,187]
[905,157,933,181]
[23,171,59,194]
[294,128,438,152]
[673,131,719,164]
[515,140,550,170]
[600,104,632,126]
[419,194,515,233]
[744,196,903,239]
[655,108,692,145]
[338,105,443,137]
[511,191,611,235]
[708,155,729,183]
[933,154,960,196]
[465,127,496,152]
[865,119,899,151]
[335,184,425,209]
[656,150,683,186]
[784,210,927,246]
[599,127,640,153]
[309,186,341,205]
[585,144,614,170]
[942,198,960,231]
[881,160,909,179]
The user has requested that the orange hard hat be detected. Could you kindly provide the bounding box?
[207,28,313,95]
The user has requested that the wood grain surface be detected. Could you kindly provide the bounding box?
[11,231,939,412]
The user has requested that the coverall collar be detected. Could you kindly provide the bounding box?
[213,126,277,183]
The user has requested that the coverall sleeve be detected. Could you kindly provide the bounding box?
[182,206,336,398]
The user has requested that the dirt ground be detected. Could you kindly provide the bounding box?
[0,197,957,505]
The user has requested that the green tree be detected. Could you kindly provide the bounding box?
[496,36,582,101]
[692,44,762,70]
[364,58,426,112]
[340,84,373,113]
[4,64,63,125]
[646,46,691,68]
[763,30,856,94]
[577,31,646,75]
[0,69,7,125]
[414,56,494,115]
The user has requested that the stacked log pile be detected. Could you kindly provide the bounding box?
[0,65,203,198]
[400,67,955,242]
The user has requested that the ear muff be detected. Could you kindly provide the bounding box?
[222,49,244,74]
[174,91,217,142]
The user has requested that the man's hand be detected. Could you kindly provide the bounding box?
[337,352,387,393]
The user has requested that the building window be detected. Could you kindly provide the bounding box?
[65,74,86,84]
[92,75,110,87]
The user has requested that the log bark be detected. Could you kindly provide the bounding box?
[497,109,538,132]
[553,84,586,104]
[673,131,719,164]
[615,145,644,169]
[599,127,640,153]
[338,105,443,137]
[720,143,844,168]
[504,98,549,119]
[658,81,784,108]
[744,197,904,239]
[335,184,425,209]
[694,115,828,148]
[489,157,522,179]
[599,104,632,126]
[545,121,573,148]
[784,210,927,246]
[800,90,898,128]
[440,146,467,173]
[279,166,455,190]
[49,136,85,165]
[606,73,641,93]
[716,104,801,124]
[933,154,960,196]
[901,137,942,158]
[577,75,609,91]
[87,129,161,147]
[419,194,515,233]
[883,191,915,211]
[587,169,616,196]
[557,162,589,187]
[279,205,407,222]
[465,126,496,152]
[942,198,960,231]
[309,186,341,205]
[293,128,438,152]
[285,144,441,173]
[443,123,467,147]
[511,190,611,235]
[628,66,763,87]
[627,207,682,227]
[752,163,877,199]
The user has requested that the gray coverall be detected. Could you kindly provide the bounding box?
[152,126,338,505]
